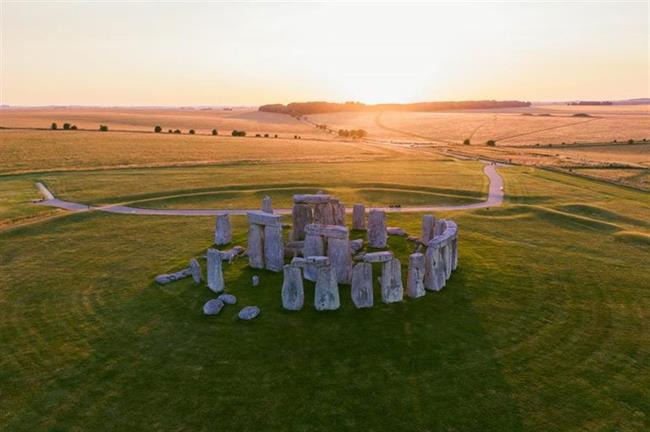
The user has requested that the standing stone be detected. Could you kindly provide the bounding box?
[367,209,387,248]
[263,225,284,272]
[247,223,264,269]
[407,253,425,299]
[442,243,453,280]
[207,248,224,293]
[452,235,459,270]
[189,258,202,284]
[215,214,232,245]
[424,245,445,291]
[421,215,436,243]
[314,202,335,225]
[334,202,346,226]
[435,219,446,237]
[328,237,352,284]
[281,265,304,310]
[314,261,340,311]
[303,234,324,281]
[291,203,313,241]
[252,275,260,286]
[352,204,366,231]
[381,258,403,303]
[351,262,373,308]
[261,195,273,214]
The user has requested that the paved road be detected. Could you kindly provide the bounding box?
[35,164,505,216]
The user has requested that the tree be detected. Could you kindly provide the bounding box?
[486,140,496,146]
[463,139,470,145]
[168,129,173,134]
[628,139,635,144]
[99,125,108,132]
[70,125,78,130]
[154,125,162,133]
[212,129,218,136]
[231,130,246,137]
[173,129,181,134]
[189,129,195,135]
[51,122,57,130]
[63,123,71,130]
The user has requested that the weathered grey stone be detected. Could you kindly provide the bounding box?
[452,234,459,270]
[203,299,224,315]
[293,194,333,204]
[217,293,237,305]
[381,258,403,303]
[435,219,447,237]
[306,255,330,266]
[314,262,340,311]
[215,214,232,245]
[387,227,407,236]
[261,195,273,214]
[155,268,191,284]
[442,244,453,280]
[220,245,245,263]
[363,251,393,263]
[238,306,260,320]
[247,223,264,269]
[303,234,324,281]
[351,262,373,308]
[305,224,348,240]
[290,256,307,267]
[353,252,366,261]
[421,214,436,242]
[407,253,425,299]
[189,258,202,284]
[424,244,445,291]
[252,275,260,286]
[367,209,387,248]
[350,238,364,253]
[291,203,313,241]
[328,237,352,284]
[247,211,282,227]
[314,202,336,225]
[263,225,284,272]
[207,248,224,293]
[334,202,346,226]
[281,264,304,310]
[352,204,366,230]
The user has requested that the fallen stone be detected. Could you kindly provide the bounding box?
[217,293,237,305]
[353,252,367,261]
[252,275,260,286]
[352,204,366,230]
[215,214,232,245]
[387,227,407,236]
[351,262,373,308]
[363,251,393,263]
[350,238,364,253]
[220,246,245,263]
[203,299,224,316]
[367,209,387,248]
[189,258,202,284]
[407,253,425,299]
[238,306,260,320]
[281,264,304,310]
[155,268,191,284]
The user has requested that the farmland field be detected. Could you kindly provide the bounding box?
[1,109,650,431]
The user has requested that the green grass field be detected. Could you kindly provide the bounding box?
[1,137,650,430]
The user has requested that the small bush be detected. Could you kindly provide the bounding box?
[274,134,278,138]
[572,113,591,117]
[628,139,634,144]
[63,123,71,130]
[70,125,77,130]
[264,134,269,138]
[51,122,57,130]
[173,129,181,134]
[212,129,218,136]
[189,129,195,135]
[99,125,108,132]
[154,125,162,133]
[168,129,173,134]
[486,140,496,146]
[231,130,246,137]
[255,134,261,137]
[463,138,470,145]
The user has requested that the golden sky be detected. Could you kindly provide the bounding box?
[1,2,648,105]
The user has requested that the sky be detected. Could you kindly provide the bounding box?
[1,1,648,106]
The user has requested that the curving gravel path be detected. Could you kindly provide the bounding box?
[35,163,505,216]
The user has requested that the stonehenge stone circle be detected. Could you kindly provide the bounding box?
[189,258,202,284]
[407,253,425,298]
[367,209,387,248]
[281,264,304,310]
[203,299,225,316]
[214,214,232,246]
[352,203,366,230]
[238,306,260,320]
[350,238,364,253]
[207,248,225,293]
[351,262,373,308]
[381,258,404,303]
